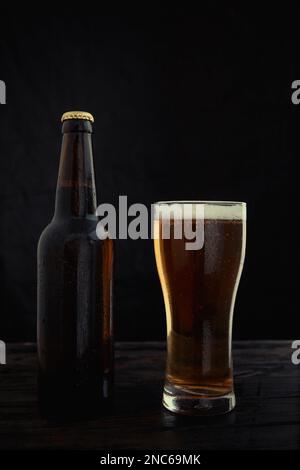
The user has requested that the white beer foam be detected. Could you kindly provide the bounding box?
[154,202,246,220]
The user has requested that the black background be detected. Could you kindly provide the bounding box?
[0,11,298,342]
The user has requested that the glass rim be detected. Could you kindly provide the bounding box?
[154,200,246,207]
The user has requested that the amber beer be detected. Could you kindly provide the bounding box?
[154,202,246,415]
[37,112,113,418]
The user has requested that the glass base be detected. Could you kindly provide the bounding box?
[163,383,236,416]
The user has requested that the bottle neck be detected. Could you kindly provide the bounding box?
[54,127,97,219]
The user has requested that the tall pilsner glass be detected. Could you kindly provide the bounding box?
[154,201,246,415]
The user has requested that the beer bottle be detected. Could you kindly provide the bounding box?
[37,111,114,418]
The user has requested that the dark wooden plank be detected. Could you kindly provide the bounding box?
[0,341,299,450]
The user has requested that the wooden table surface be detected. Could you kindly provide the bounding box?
[0,341,299,450]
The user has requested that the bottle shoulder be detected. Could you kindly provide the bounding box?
[38,216,104,250]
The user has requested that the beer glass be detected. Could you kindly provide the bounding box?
[154,201,246,415]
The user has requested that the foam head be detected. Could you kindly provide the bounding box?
[154,201,246,220]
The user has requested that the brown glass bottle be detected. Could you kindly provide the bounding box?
[37,112,113,419]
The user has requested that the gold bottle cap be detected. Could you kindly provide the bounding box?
[61,111,94,123]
